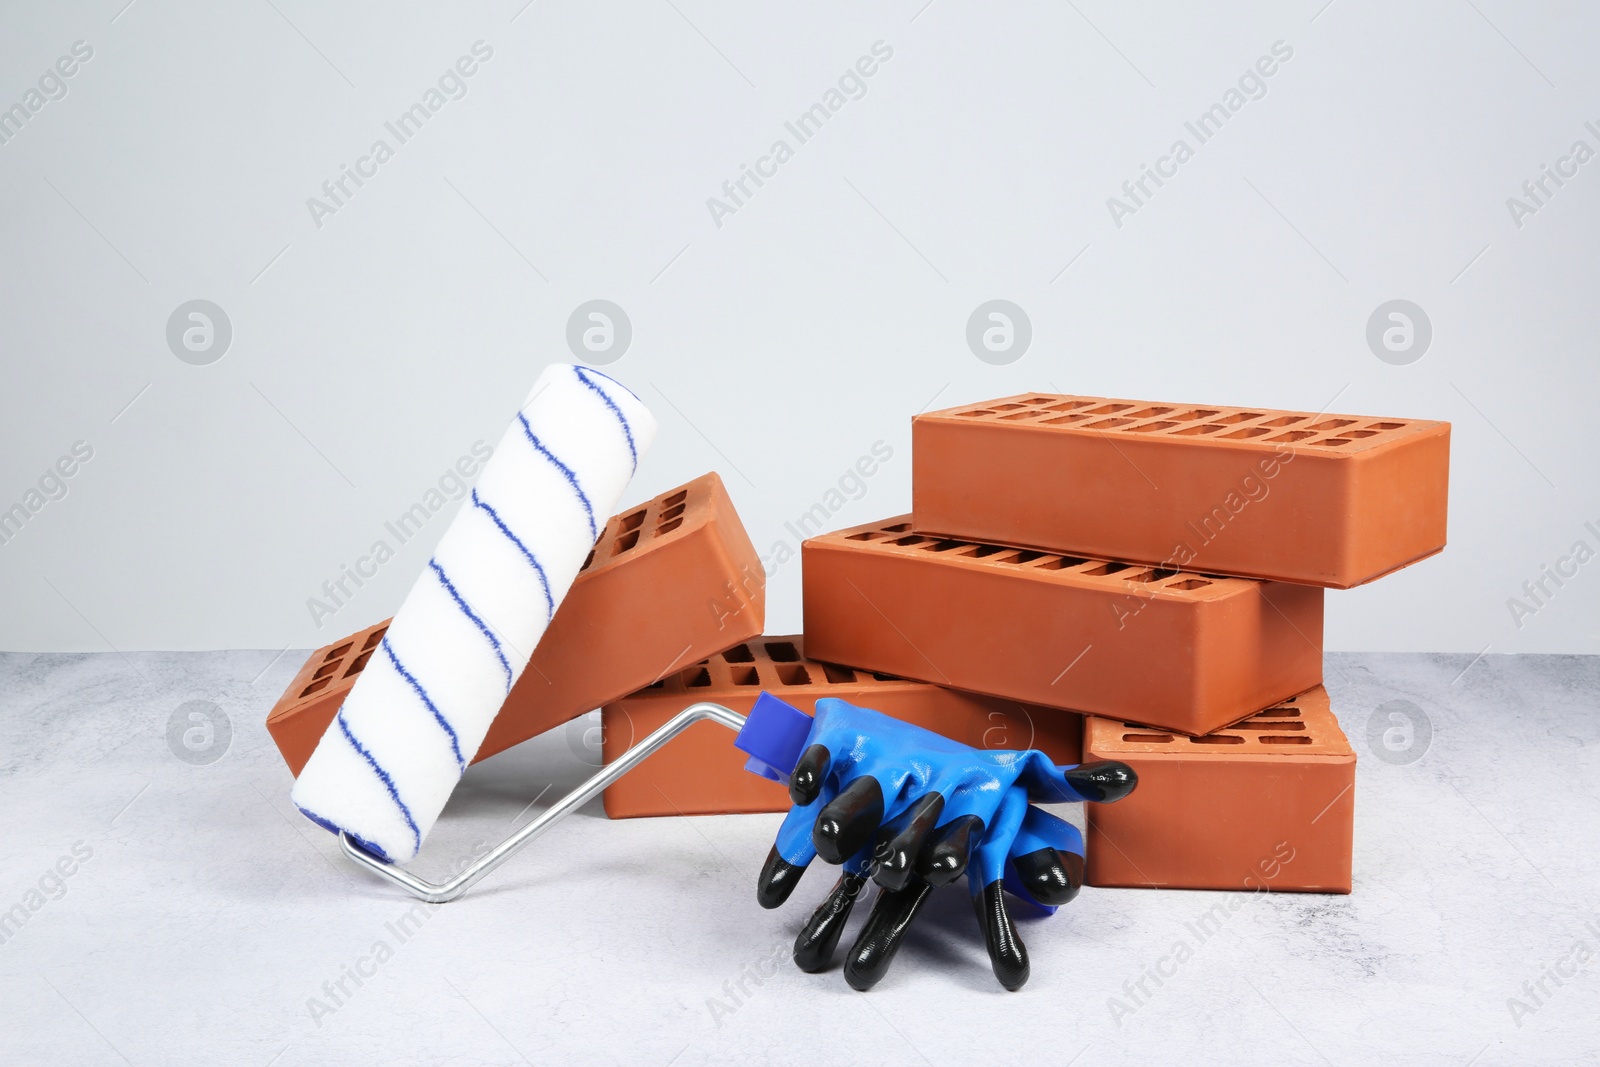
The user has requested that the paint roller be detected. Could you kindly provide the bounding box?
[292,363,657,864]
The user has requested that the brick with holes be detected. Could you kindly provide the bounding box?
[1083,686,1355,892]
[599,635,1082,818]
[912,393,1450,588]
[266,472,764,775]
[802,516,1323,735]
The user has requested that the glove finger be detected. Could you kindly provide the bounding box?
[792,869,868,973]
[973,879,1030,991]
[757,845,810,909]
[813,775,885,864]
[1063,760,1138,802]
[1011,847,1083,908]
[789,743,830,807]
[870,792,945,891]
[842,881,935,992]
[917,813,984,887]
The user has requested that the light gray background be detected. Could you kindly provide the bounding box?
[2,0,1597,655]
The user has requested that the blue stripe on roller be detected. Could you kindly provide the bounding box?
[573,365,638,473]
[296,803,395,863]
[573,365,643,402]
[471,489,556,620]
[381,638,466,770]
[518,412,597,538]
[428,558,513,692]
[335,712,422,857]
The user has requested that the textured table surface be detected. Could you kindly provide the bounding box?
[0,650,1595,1066]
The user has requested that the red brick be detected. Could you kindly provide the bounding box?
[802,516,1323,736]
[913,393,1450,588]
[1083,685,1355,892]
[600,635,1082,819]
[266,473,764,775]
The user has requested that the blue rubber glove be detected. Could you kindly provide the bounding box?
[744,696,1135,990]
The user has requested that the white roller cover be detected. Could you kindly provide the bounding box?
[292,364,657,862]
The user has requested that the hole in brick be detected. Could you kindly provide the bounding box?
[1260,735,1313,744]
[957,409,995,418]
[1042,414,1090,426]
[1123,732,1174,743]
[970,544,1006,557]
[363,628,387,650]
[1000,412,1040,421]
[884,523,912,533]
[1268,430,1316,442]
[343,649,375,678]
[776,664,810,685]
[1085,403,1133,414]
[299,678,331,698]
[1045,400,1093,412]
[1165,578,1212,590]
[1127,568,1177,583]
[582,549,596,570]
[1019,396,1055,405]
[766,641,800,662]
[1035,556,1088,570]
[661,503,686,520]
[324,643,353,662]
[1079,561,1131,576]
[993,403,1027,410]
[1368,421,1404,430]
[1260,415,1305,427]
[723,644,754,663]
[313,661,340,680]
[848,531,888,541]
[730,666,759,686]
[1317,438,1352,447]
[1172,423,1223,435]
[1211,412,1265,425]
[662,490,688,507]
[1308,419,1354,431]
[620,510,646,532]
[612,529,640,555]
[892,535,927,546]
[821,663,856,684]
[1221,427,1271,439]
[1188,735,1246,744]
[1233,720,1306,731]
[1254,707,1300,718]
[645,679,666,689]
[684,667,711,687]
[1086,417,1135,429]
[1126,406,1174,419]
[923,539,967,552]
[1003,550,1045,564]
[1126,421,1178,433]
[656,517,684,534]
[1342,430,1378,438]
[870,672,897,681]
[1170,409,1220,421]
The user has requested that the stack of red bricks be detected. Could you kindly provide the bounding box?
[606,393,1450,894]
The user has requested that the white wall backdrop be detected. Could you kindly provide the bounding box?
[0,0,1595,655]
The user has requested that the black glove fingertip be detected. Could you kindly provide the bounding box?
[790,744,831,807]
[1011,846,1084,908]
[1064,759,1138,803]
[756,845,807,909]
[813,776,885,865]
[974,880,1030,991]
[793,871,867,972]
[843,882,933,992]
